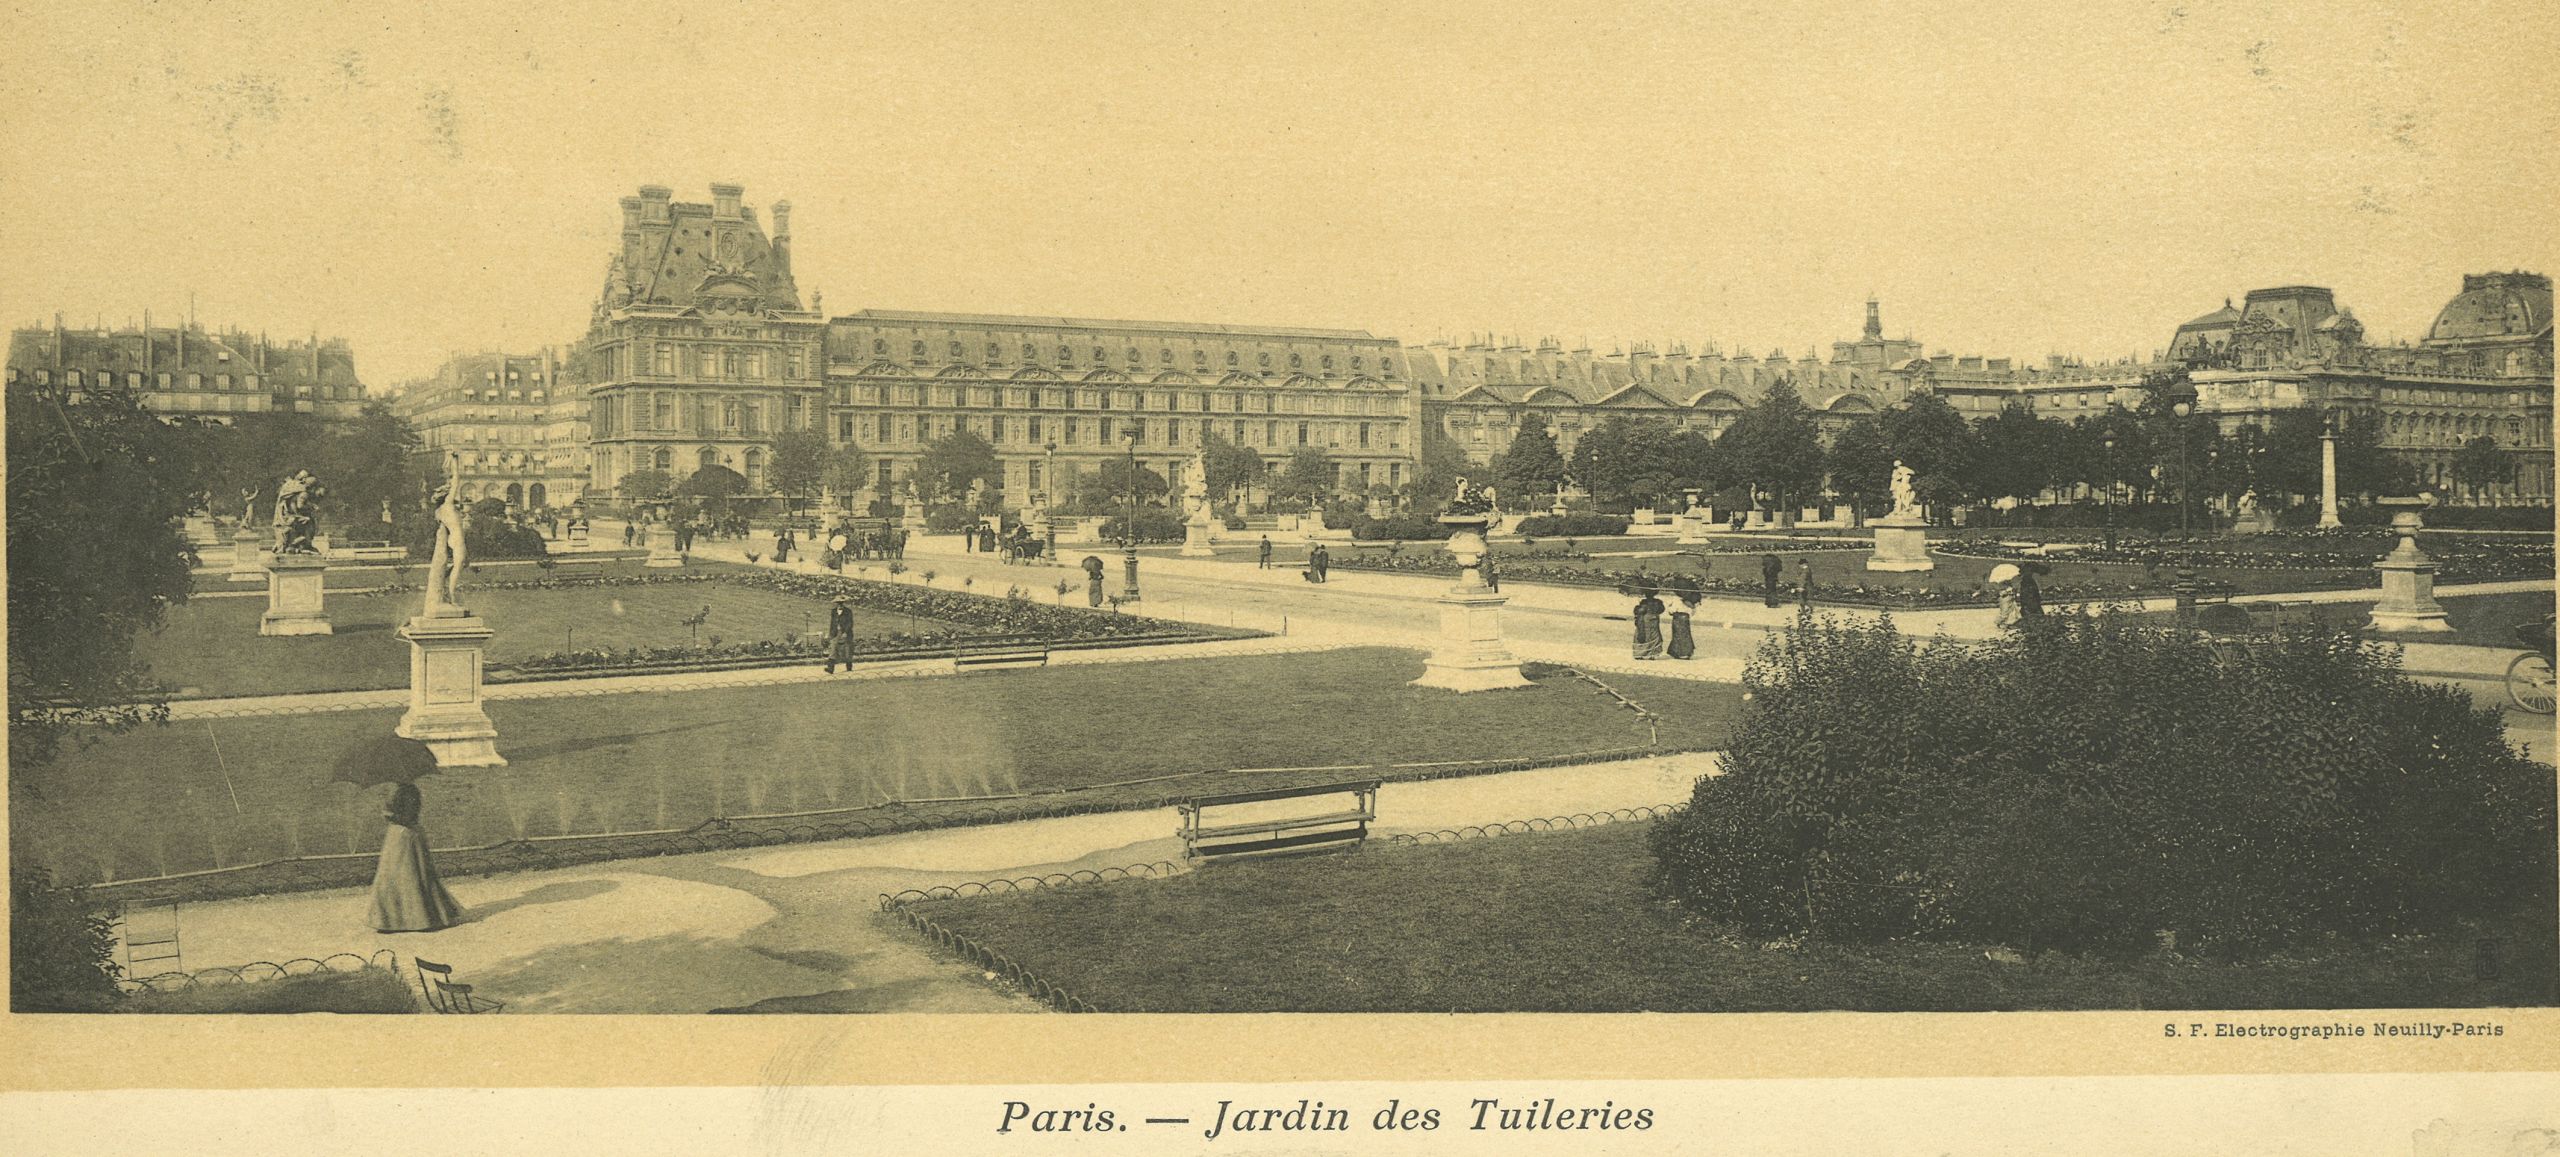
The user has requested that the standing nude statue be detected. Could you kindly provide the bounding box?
[423,455,468,614]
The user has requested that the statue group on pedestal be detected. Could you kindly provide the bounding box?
[272,470,323,553]
[1889,460,1919,520]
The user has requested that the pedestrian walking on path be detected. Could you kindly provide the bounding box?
[1258,536,1273,569]
[623,523,636,547]
[1668,589,1698,660]
[1083,555,1106,606]
[1760,553,1782,608]
[1990,563,2023,630]
[367,783,464,934]
[1798,557,1814,611]
[824,595,857,674]
[1631,589,1667,660]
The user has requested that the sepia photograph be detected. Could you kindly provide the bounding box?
[3,0,2555,1052]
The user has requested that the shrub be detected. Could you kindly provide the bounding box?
[1099,508,1185,544]
[120,968,420,1014]
[924,505,982,533]
[1650,611,2556,958]
[10,864,123,1011]
[1514,513,1631,537]
[1352,512,1449,541]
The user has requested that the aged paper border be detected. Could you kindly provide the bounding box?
[1,0,2557,1109]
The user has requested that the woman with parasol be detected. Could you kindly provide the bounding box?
[345,736,465,933]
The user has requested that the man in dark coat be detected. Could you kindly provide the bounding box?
[1258,536,1273,569]
[1083,555,1107,606]
[823,596,856,674]
[1761,553,1783,608]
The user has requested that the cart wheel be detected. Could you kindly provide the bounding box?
[2506,651,2557,715]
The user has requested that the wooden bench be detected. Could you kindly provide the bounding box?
[953,645,1049,672]
[1178,779,1379,861]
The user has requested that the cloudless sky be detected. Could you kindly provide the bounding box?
[2,1,2553,384]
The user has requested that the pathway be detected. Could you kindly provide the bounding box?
[140,752,1718,1013]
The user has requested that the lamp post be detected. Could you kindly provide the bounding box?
[2101,431,2118,553]
[2172,398,2195,535]
[1041,439,1059,561]
[1120,425,1142,603]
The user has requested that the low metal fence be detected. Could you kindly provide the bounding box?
[118,949,399,995]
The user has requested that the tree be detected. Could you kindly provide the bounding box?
[822,442,873,511]
[2331,408,2405,501]
[1198,431,1265,503]
[1072,457,1168,511]
[1825,417,1894,514]
[767,427,830,516]
[1569,417,1690,508]
[1971,401,2067,505]
[6,381,199,774]
[676,464,749,519]
[617,468,674,503]
[1269,447,1337,506]
[1410,421,1471,510]
[1717,381,1825,511]
[914,430,1001,504]
[2452,435,2513,503]
[1495,417,1567,509]
[1880,391,1981,511]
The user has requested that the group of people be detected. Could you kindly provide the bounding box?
[822,523,908,568]
[1301,542,1331,583]
[959,520,1044,561]
[1628,591,1699,661]
[1988,561,2049,629]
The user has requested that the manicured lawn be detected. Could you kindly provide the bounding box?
[921,822,2556,1012]
[14,648,1741,885]
[138,577,964,698]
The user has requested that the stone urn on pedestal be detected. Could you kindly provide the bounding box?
[1411,509,1532,693]
[2364,497,2451,633]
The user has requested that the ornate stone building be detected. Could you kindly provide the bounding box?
[820,311,1415,505]
[5,315,369,421]
[391,349,585,509]
[577,184,827,500]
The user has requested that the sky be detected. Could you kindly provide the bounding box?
[1,1,2554,386]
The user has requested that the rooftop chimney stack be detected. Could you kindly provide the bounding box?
[711,183,743,219]
[770,200,793,275]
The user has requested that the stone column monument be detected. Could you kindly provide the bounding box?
[1413,479,1532,693]
[396,466,507,766]
[2364,497,2451,633]
[2318,428,2344,529]
[1866,460,1935,573]
[260,471,333,635]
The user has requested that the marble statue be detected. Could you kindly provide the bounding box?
[423,454,468,614]
[2236,488,2260,515]
[1889,460,1918,520]
[1185,448,1212,510]
[240,487,259,525]
[1446,475,1495,517]
[273,470,321,553]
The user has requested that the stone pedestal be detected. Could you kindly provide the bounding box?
[2235,508,2278,536]
[229,529,268,581]
[2365,507,2450,633]
[1412,515,1531,693]
[1865,515,1935,573]
[1675,514,1712,544]
[1181,507,1218,557]
[644,524,684,568]
[258,554,333,635]
[569,525,590,547]
[395,612,506,767]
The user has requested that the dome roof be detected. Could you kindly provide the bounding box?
[2428,273,2551,342]
[2179,299,2243,330]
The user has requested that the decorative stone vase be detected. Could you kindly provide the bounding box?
[2366,503,2450,632]
[1412,513,1530,693]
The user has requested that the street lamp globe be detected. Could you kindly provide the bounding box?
[2172,400,2192,419]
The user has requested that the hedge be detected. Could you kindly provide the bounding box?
[1513,513,1632,537]
[1649,611,2557,958]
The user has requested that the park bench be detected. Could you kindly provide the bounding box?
[953,644,1050,672]
[1178,779,1379,862]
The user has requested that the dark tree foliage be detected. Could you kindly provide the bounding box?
[767,426,831,513]
[616,468,675,501]
[1716,381,1824,509]
[1495,418,1567,508]
[2452,435,2514,502]
[1651,612,2556,957]
[1269,447,1337,505]
[9,865,122,1011]
[1069,457,1168,513]
[1880,390,1981,509]
[1970,401,2068,504]
[1198,430,1265,501]
[822,443,873,509]
[5,382,198,772]
[1824,418,1894,513]
[914,430,1002,504]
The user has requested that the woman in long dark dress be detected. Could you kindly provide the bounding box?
[367,783,463,933]
[1667,590,1698,660]
[1632,592,1667,659]
[823,595,857,674]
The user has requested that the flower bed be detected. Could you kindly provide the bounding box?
[450,568,1260,679]
[1933,536,2551,584]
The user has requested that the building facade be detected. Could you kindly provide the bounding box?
[391,349,586,509]
[578,184,827,501]
[5,315,369,421]
[821,311,1415,505]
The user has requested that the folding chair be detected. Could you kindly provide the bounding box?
[411,957,505,1014]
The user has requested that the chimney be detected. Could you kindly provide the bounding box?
[771,199,793,275]
[1864,297,1883,342]
[639,184,672,223]
[711,183,743,219]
